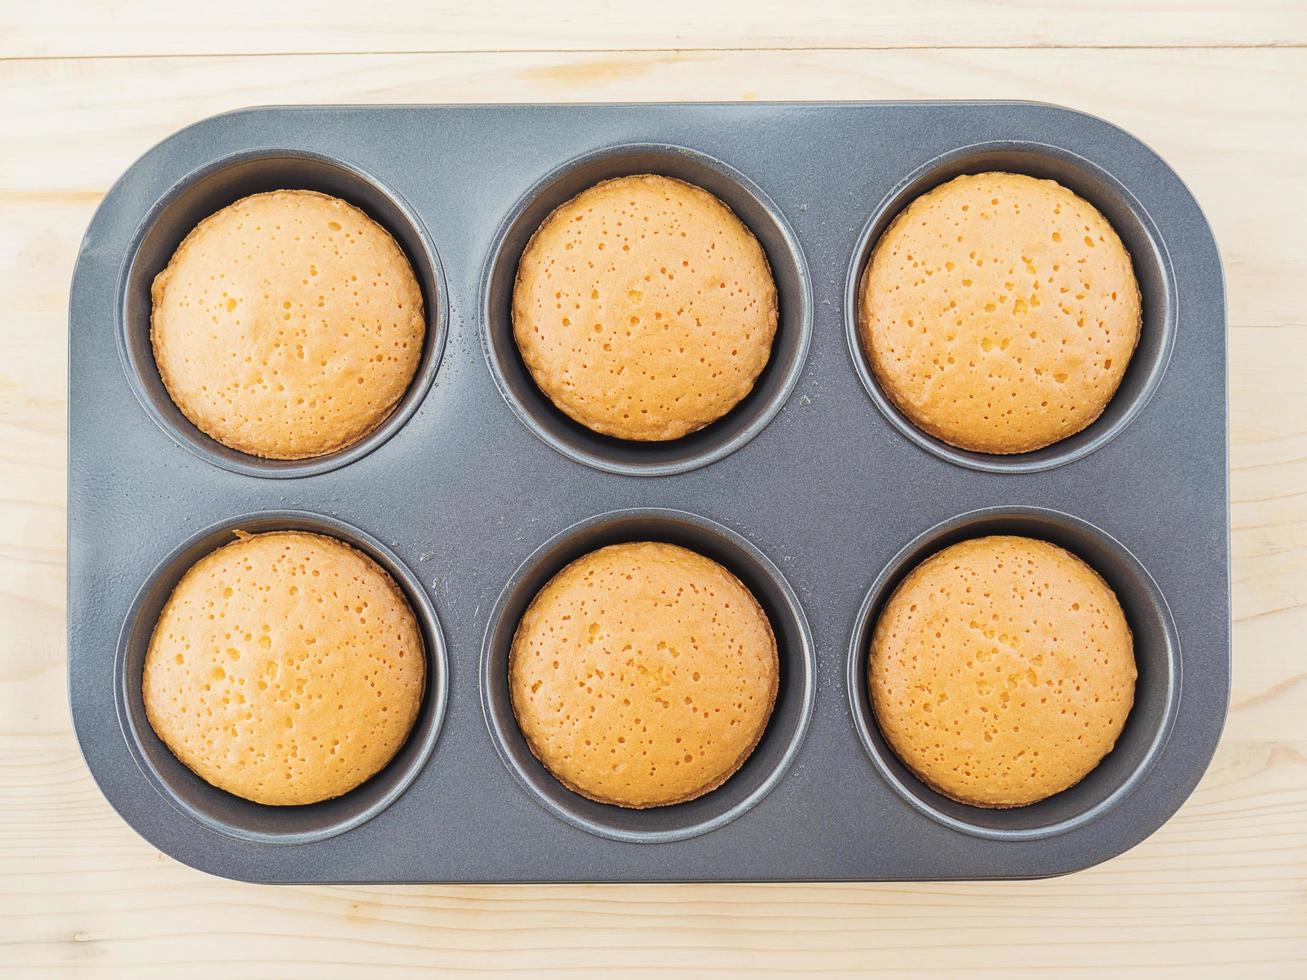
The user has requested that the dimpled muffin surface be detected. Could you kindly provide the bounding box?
[870,535,1136,808]
[509,541,779,808]
[513,174,778,441]
[142,530,425,805]
[151,190,425,459]
[859,172,1141,454]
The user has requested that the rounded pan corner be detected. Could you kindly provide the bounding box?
[1019,101,1227,267]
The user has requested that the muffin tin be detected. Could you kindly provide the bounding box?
[68,102,1229,883]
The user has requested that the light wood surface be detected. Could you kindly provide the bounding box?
[2,3,1304,976]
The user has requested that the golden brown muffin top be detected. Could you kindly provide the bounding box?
[870,535,1136,808]
[143,530,425,805]
[859,172,1141,454]
[513,174,778,442]
[510,541,778,808]
[151,189,425,459]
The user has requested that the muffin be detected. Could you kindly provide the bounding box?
[858,172,1141,454]
[509,541,778,808]
[869,535,1136,808]
[142,530,426,805]
[513,174,778,441]
[151,189,425,460]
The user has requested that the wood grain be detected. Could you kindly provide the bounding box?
[4,1,1306,58]
[1,18,1305,979]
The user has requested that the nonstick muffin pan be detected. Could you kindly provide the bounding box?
[68,102,1229,883]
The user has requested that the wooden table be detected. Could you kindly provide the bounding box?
[3,3,1304,975]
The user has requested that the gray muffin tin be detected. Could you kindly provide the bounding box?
[68,102,1229,883]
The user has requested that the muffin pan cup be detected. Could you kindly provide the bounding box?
[483,143,813,476]
[117,148,449,479]
[847,506,1181,842]
[69,102,1228,883]
[481,507,816,844]
[115,511,450,845]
